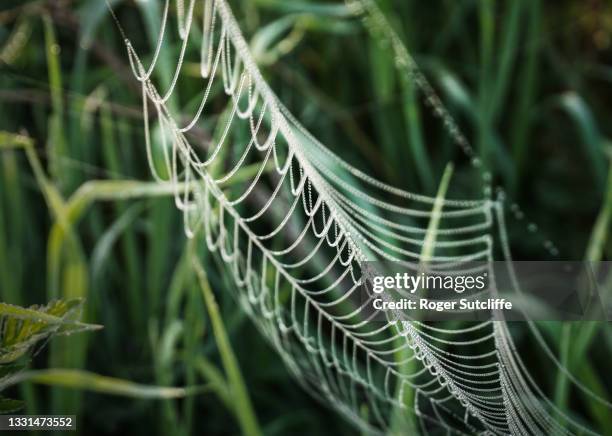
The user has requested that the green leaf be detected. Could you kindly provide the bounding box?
[559,93,606,187]
[0,300,101,365]
[251,15,300,62]
[0,397,24,414]
[421,163,455,261]
[0,364,25,380]
[585,151,612,262]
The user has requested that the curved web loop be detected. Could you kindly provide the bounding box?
[118,0,609,434]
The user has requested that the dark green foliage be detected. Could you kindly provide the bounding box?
[0,299,99,413]
[0,0,610,434]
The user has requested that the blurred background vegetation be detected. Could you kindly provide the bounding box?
[0,0,611,434]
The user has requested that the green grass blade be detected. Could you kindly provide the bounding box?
[585,150,612,262]
[5,369,206,399]
[192,252,262,436]
[43,14,68,190]
[559,93,607,188]
[391,163,454,434]
[511,0,540,177]
[422,163,454,261]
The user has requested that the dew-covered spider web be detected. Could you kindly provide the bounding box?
[112,0,611,434]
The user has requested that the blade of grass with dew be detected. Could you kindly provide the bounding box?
[0,300,100,369]
[0,300,97,330]
[0,298,101,409]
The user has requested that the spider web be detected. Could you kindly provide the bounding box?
[114,0,610,434]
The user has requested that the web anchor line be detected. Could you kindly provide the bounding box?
[346,0,560,258]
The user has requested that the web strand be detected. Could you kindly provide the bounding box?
[110,0,609,434]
